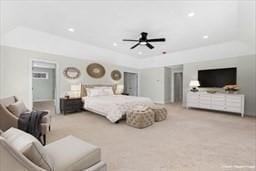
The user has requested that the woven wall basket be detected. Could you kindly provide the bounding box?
[87,63,106,78]
[111,70,122,81]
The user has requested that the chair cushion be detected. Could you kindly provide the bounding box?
[45,135,101,171]
[7,101,28,116]
[2,128,54,171]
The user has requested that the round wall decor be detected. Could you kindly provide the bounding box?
[87,63,106,78]
[63,67,81,79]
[111,70,122,81]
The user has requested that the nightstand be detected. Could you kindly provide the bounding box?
[60,98,83,114]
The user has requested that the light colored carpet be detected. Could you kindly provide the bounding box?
[33,100,56,115]
[48,104,256,171]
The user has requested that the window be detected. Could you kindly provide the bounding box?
[32,72,48,79]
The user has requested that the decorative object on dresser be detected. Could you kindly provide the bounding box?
[223,84,240,94]
[87,63,105,78]
[186,92,245,117]
[189,80,200,92]
[111,70,122,81]
[60,98,83,114]
[63,67,81,79]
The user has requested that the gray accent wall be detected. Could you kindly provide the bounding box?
[183,55,256,116]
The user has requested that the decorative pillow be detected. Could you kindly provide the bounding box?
[86,88,105,97]
[7,101,28,116]
[103,87,114,95]
[2,128,54,171]
[23,141,54,171]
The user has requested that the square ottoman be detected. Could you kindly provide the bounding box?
[151,106,168,122]
[126,107,154,129]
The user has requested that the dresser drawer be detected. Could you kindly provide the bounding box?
[226,96,242,102]
[225,106,241,113]
[211,105,225,111]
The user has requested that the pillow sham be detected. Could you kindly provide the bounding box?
[86,88,105,97]
[7,101,28,117]
[103,87,114,95]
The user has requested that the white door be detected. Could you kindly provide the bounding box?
[124,72,138,96]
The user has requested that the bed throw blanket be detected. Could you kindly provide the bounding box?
[18,110,48,139]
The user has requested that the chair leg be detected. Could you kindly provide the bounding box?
[42,134,46,146]
[49,125,51,132]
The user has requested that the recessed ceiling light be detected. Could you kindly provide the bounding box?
[68,28,75,32]
[113,42,118,47]
[203,35,209,39]
[138,51,143,55]
[188,12,195,17]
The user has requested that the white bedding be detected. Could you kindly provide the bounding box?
[82,95,154,123]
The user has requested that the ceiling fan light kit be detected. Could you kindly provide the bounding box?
[123,32,166,49]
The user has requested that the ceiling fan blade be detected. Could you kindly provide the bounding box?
[146,43,154,49]
[131,43,140,49]
[147,38,166,42]
[123,39,139,42]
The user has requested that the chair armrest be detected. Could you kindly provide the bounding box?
[0,104,18,131]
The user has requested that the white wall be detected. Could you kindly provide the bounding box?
[140,67,171,104]
[183,55,256,116]
[0,46,139,111]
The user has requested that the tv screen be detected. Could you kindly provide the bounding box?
[198,68,237,88]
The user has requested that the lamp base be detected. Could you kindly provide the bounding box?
[190,87,199,92]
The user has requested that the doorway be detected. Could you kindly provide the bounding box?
[124,72,138,96]
[173,72,183,103]
[32,61,57,114]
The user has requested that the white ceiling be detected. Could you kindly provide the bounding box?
[0,0,255,68]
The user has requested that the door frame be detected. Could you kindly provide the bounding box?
[28,59,60,113]
[124,72,139,96]
[171,71,183,103]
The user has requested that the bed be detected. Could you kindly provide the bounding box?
[81,85,154,123]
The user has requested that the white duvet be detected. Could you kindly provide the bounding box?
[82,95,154,123]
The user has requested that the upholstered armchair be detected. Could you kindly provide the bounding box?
[0,128,107,171]
[0,96,51,144]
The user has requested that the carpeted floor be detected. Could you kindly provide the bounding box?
[48,104,256,171]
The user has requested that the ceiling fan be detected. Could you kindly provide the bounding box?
[122,32,166,49]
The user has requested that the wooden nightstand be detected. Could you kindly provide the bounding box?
[60,98,83,114]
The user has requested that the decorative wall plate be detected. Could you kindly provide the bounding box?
[87,63,105,78]
[111,70,122,81]
[63,67,81,79]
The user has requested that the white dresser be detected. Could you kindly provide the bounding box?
[186,92,245,117]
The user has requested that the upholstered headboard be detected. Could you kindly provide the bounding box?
[81,84,117,97]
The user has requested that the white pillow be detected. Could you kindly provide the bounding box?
[103,87,114,95]
[87,88,105,97]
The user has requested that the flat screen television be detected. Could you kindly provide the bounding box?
[198,68,237,88]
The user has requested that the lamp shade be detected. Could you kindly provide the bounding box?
[71,84,81,91]
[189,80,200,87]
[116,84,124,94]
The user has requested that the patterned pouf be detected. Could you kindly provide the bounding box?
[126,106,154,129]
[151,107,168,122]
